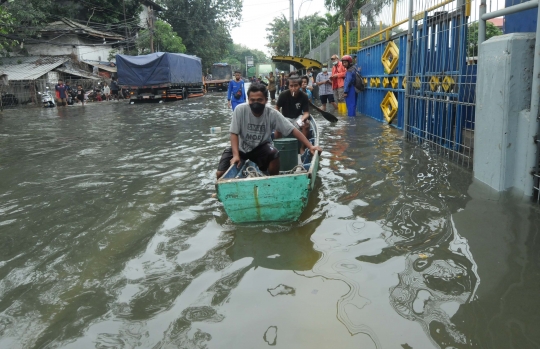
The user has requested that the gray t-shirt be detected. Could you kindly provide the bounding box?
[230,103,295,153]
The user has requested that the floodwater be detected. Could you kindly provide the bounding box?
[0,95,539,349]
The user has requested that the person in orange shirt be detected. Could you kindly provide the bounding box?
[329,54,347,114]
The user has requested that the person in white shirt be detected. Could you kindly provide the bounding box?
[315,68,338,111]
[103,83,111,101]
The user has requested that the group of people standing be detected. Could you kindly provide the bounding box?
[54,78,122,106]
[314,54,358,117]
[226,54,358,117]
[54,80,86,106]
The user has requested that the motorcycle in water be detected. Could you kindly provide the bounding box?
[40,88,56,108]
[67,90,77,105]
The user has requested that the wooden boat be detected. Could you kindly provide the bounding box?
[216,118,320,223]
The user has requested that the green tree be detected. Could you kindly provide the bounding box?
[467,21,502,56]
[137,20,186,54]
[0,5,15,52]
[222,43,269,74]
[324,0,362,22]
[266,12,341,57]
[163,0,242,70]
[266,14,290,56]
[2,0,142,35]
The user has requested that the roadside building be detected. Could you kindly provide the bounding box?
[0,56,100,107]
[24,18,125,62]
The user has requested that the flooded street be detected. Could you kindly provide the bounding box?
[1,95,539,349]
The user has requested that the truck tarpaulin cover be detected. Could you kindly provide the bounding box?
[116,52,202,86]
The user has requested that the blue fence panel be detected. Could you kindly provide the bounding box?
[355,7,476,162]
[356,33,407,129]
[406,9,475,154]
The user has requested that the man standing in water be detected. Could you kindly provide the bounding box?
[55,79,68,107]
[227,71,246,111]
[341,55,358,117]
[315,67,337,111]
[330,54,347,113]
[216,83,321,179]
[267,72,277,102]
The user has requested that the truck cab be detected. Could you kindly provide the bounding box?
[205,63,232,92]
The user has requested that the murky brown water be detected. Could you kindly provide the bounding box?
[1,95,539,349]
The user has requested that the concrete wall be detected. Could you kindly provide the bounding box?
[26,35,117,62]
[140,6,150,28]
[474,33,538,195]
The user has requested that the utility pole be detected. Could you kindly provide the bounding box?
[149,6,154,53]
[289,0,294,71]
[122,0,128,42]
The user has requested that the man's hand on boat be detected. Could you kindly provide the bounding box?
[230,154,242,167]
[290,128,322,156]
[309,145,323,155]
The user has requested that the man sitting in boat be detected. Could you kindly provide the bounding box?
[274,73,311,153]
[216,83,322,179]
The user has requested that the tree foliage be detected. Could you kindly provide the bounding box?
[467,21,502,56]
[137,20,186,54]
[221,43,269,75]
[162,0,242,70]
[2,0,142,34]
[265,12,342,57]
[324,0,361,22]
[0,5,15,51]
[265,14,290,56]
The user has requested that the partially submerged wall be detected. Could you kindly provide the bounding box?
[474,33,538,195]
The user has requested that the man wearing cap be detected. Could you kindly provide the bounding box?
[315,67,337,111]
[329,54,347,114]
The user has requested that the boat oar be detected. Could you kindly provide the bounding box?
[309,101,338,123]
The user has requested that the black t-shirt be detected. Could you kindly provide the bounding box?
[110,81,118,91]
[276,90,309,119]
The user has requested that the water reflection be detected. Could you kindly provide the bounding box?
[390,218,479,348]
[307,118,478,348]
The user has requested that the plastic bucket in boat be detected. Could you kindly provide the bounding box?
[273,138,298,171]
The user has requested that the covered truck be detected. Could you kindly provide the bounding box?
[117,52,204,102]
[205,63,232,92]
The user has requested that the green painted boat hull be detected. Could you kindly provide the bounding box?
[217,174,311,222]
[216,118,320,223]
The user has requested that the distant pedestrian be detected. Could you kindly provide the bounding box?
[279,71,287,93]
[330,54,346,113]
[76,84,85,106]
[110,78,119,100]
[65,81,74,105]
[55,79,68,107]
[103,83,111,101]
[227,70,246,111]
[267,72,276,102]
[315,67,337,111]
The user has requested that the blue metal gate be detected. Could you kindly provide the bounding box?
[356,6,476,167]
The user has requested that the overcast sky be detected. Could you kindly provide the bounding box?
[230,0,329,54]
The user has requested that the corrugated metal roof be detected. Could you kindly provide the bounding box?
[55,66,100,80]
[83,60,117,72]
[0,56,69,81]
